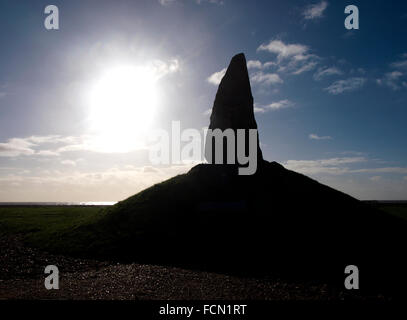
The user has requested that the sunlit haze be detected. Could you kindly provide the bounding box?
[88,65,159,152]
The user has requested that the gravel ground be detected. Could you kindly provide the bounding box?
[0,235,358,300]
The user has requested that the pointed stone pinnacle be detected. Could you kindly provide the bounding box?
[205,53,263,166]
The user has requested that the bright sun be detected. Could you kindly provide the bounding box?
[88,65,159,152]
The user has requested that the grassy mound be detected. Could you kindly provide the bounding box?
[1,161,406,294]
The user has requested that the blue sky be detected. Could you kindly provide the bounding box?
[1,0,407,201]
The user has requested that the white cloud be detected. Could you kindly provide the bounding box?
[376,71,404,90]
[257,39,319,76]
[36,150,60,157]
[390,54,407,69]
[309,133,332,140]
[0,164,195,202]
[313,67,342,80]
[324,77,366,94]
[258,40,308,60]
[263,62,277,69]
[247,60,276,70]
[352,167,407,174]
[391,60,407,69]
[55,134,147,154]
[250,72,283,85]
[247,60,263,69]
[302,1,328,20]
[370,176,381,181]
[0,135,83,157]
[27,135,77,145]
[284,157,366,175]
[284,157,407,177]
[207,68,226,85]
[253,106,266,113]
[150,58,180,79]
[254,99,294,113]
[61,160,77,166]
[376,53,407,90]
[267,99,293,110]
[0,134,146,158]
[291,61,318,75]
[0,138,36,157]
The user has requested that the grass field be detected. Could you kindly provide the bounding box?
[0,206,108,252]
[1,202,406,300]
[375,204,407,221]
[0,202,406,257]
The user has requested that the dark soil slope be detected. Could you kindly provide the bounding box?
[55,161,407,296]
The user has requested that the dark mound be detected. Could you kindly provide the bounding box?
[55,53,406,297]
[59,161,406,296]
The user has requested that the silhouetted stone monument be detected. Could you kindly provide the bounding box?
[205,53,263,167]
[73,52,407,297]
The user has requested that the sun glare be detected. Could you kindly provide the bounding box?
[89,65,159,152]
